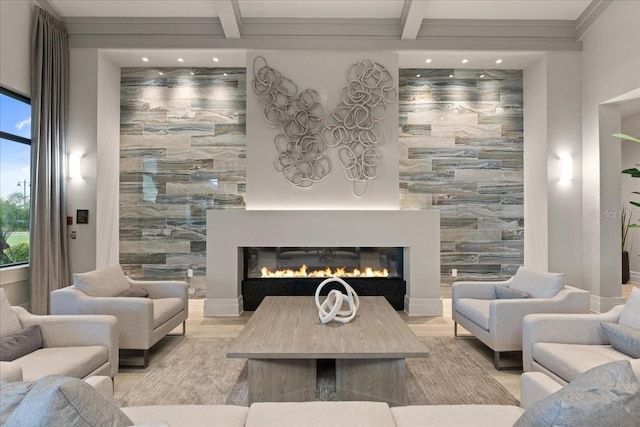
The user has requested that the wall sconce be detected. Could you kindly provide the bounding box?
[69,154,82,179]
[559,156,573,182]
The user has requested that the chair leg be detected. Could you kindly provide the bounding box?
[119,349,150,369]
[494,351,501,370]
[453,322,473,338]
[168,321,187,337]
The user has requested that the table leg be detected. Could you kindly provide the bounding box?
[335,358,406,406]
[248,359,316,404]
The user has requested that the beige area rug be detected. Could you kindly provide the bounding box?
[118,337,520,407]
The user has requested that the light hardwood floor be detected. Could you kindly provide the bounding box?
[114,284,639,402]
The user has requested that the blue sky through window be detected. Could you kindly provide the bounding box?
[0,93,31,199]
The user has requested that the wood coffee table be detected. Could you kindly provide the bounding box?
[226,296,429,405]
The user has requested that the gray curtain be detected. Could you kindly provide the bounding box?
[29,7,70,314]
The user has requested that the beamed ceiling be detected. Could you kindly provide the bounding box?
[38,0,618,71]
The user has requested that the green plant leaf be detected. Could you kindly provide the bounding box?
[631,201,640,208]
[622,168,640,177]
[614,133,640,143]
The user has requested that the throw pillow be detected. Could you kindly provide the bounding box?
[4,375,133,427]
[619,287,640,330]
[495,284,530,299]
[0,288,22,338]
[509,266,565,299]
[601,321,640,358]
[514,360,640,427]
[119,286,149,298]
[0,325,43,362]
[73,265,131,297]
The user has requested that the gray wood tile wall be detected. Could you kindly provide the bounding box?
[119,68,246,286]
[398,69,524,285]
[119,67,523,288]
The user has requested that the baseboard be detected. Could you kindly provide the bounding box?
[590,294,625,313]
[630,270,640,284]
[404,295,443,316]
[204,296,244,317]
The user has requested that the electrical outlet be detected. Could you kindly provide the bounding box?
[187,268,193,278]
[451,268,458,277]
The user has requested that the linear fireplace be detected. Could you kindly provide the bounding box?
[205,210,442,316]
[241,247,406,310]
[245,247,403,278]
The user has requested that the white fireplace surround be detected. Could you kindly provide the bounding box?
[205,210,441,316]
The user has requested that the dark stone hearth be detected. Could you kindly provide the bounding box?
[242,278,406,311]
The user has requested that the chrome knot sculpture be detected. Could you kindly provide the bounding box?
[314,277,360,324]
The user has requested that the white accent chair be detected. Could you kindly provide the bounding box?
[50,265,188,368]
[452,267,590,369]
[0,289,118,383]
[523,289,640,384]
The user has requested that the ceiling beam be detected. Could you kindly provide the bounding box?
[575,0,612,41]
[400,0,425,41]
[64,17,582,52]
[217,0,242,39]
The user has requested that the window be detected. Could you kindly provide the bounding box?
[0,87,31,267]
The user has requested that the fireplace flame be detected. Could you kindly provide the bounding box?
[260,264,389,278]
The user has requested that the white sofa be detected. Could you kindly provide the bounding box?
[0,305,118,383]
[110,361,640,427]
[523,304,637,384]
[88,376,529,427]
[50,265,188,367]
[452,275,590,368]
[5,362,639,426]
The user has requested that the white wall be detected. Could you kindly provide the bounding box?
[68,49,99,275]
[0,0,34,96]
[622,112,640,277]
[96,53,121,269]
[523,52,583,288]
[246,51,399,210]
[0,0,34,305]
[523,55,548,272]
[545,52,583,286]
[581,0,640,310]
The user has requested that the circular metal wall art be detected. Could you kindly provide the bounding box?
[252,56,330,188]
[322,59,397,198]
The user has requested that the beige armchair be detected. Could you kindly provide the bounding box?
[50,265,188,367]
[452,268,590,369]
[0,289,118,383]
[522,304,637,384]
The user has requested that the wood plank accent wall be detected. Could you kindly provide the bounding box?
[119,67,246,286]
[119,66,523,290]
[398,69,524,285]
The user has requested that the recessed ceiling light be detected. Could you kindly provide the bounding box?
[449,74,454,78]
[190,72,195,75]
[223,73,228,76]
[416,74,421,78]
[158,72,163,76]
[480,74,485,78]
[141,57,149,62]
[462,59,469,64]
[212,57,219,62]
[177,58,184,62]
[425,59,432,63]
[496,59,503,64]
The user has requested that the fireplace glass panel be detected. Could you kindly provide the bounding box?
[244,247,403,279]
